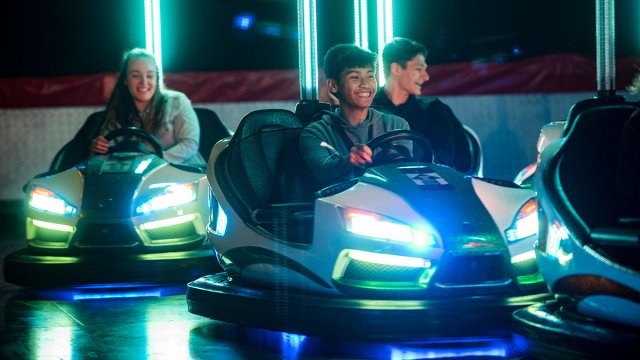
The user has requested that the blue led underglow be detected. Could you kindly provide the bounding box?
[73,290,161,300]
[33,283,185,301]
[389,337,512,359]
[280,332,307,359]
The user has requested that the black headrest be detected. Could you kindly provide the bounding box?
[558,105,636,230]
[194,107,230,159]
[232,109,303,145]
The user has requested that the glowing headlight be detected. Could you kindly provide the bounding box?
[136,182,197,214]
[214,202,228,236]
[28,186,77,216]
[344,208,437,249]
[505,198,538,242]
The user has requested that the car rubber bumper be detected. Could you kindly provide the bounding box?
[512,299,640,358]
[186,272,552,341]
[3,247,220,288]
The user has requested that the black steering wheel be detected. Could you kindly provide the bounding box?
[104,127,164,158]
[366,129,434,166]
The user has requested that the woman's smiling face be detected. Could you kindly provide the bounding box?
[125,56,157,110]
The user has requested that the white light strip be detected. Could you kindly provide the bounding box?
[297,0,318,100]
[348,249,430,268]
[511,250,536,264]
[376,0,393,85]
[134,158,153,174]
[139,214,196,230]
[144,0,153,52]
[33,219,74,233]
[354,0,368,49]
[144,0,163,80]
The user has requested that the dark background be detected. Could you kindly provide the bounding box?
[1,0,638,78]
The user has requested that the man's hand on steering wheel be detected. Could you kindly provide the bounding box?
[349,144,373,167]
[366,129,435,167]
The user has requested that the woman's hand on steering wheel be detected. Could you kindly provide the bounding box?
[90,136,110,154]
[103,127,164,158]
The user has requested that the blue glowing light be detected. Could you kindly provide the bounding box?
[73,290,161,300]
[234,13,255,30]
[389,337,512,359]
[280,332,307,359]
[34,283,185,301]
[262,24,282,37]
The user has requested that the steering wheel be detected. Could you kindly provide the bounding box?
[366,129,434,166]
[104,127,164,158]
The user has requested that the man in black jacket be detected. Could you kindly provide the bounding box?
[372,37,472,173]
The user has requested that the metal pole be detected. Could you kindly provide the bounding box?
[595,0,616,97]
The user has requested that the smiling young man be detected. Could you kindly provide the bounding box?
[299,44,409,187]
[372,38,471,173]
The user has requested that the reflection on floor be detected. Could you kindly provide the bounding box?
[1,289,538,360]
[1,212,539,359]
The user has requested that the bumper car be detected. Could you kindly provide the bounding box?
[512,103,640,357]
[4,108,230,288]
[514,94,629,188]
[514,120,565,188]
[186,108,550,340]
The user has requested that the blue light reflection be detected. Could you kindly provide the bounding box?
[232,326,522,360]
[33,283,185,301]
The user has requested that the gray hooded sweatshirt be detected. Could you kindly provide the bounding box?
[299,107,409,187]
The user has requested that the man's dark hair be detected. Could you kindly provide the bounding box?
[381,37,428,78]
[323,43,377,82]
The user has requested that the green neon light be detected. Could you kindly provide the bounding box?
[33,219,75,233]
[332,249,435,290]
[376,0,393,85]
[354,0,368,49]
[144,0,163,78]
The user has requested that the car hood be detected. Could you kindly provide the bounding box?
[80,153,165,218]
[358,163,507,253]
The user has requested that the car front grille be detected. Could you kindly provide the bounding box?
[33,227,72,246]
[434,254,510,286]
[74,222,139,248]
[142,221,197,242]
[512,256,539,276]
[342,259,426,283]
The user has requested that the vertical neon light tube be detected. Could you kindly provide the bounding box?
[354,0,368,49]
[144,0,163,80]
[595,0,615,97]
[297,0,318,101]
[376,0,393,85]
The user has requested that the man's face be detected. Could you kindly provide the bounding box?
[329,66,377,110]
[394,53,429,96]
